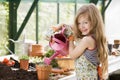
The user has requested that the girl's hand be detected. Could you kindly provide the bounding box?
[52,23,73,32]
[52,24,65,32]
[68,35,74,41]
[51,26,58,32]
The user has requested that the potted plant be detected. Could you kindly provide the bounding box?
[35,58,52,80]
[19,55,29,70]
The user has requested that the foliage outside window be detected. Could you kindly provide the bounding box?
[0,2,9,56]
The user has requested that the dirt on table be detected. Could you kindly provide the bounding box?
[0,57,69,80]
[0,63,38,80]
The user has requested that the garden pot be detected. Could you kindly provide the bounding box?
[56,57,75,70]
[20,59,29,70]
[29,44,43,57]
[36,64,52,80]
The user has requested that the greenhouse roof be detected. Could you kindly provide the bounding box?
[1,0,90,3]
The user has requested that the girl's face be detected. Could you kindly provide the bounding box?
[77,15,91,35]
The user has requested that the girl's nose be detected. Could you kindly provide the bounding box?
[80,23,85,28]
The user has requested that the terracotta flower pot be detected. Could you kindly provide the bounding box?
[20,59,29,70]
[29,44,43,57]
[36,64,52,80]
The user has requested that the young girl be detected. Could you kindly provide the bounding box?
[68,3,108,80]
[46,3,108,80]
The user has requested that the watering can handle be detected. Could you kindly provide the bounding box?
[4,39,15,54]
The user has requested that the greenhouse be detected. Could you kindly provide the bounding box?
[0,0,120,80]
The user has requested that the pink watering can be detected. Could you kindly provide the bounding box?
[44,27,69,65]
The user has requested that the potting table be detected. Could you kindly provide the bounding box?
[0,55,120,80]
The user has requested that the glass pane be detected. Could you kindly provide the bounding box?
[17,1,36,41]
[38,2,57,45]
[59,3,75,24]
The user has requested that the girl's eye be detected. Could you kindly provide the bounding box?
[77,23,81,25]
[84,22,88,24]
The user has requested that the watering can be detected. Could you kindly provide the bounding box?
[5,39,31,56]
[44,27,69,65]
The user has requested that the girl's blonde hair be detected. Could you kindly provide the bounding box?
[73,3,108,79]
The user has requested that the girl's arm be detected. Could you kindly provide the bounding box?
[69,36,93,59]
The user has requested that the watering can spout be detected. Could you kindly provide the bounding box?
[44,52,60,65]
[44,58,51,65]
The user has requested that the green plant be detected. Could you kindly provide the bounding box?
[30,56,44,65]
[19,55,29,60]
